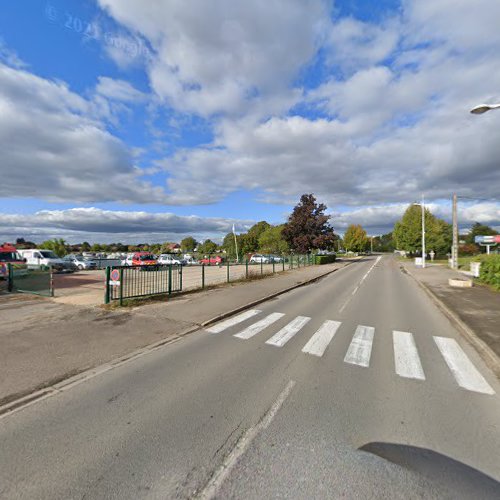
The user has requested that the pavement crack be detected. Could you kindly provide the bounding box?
[212,420,243,460]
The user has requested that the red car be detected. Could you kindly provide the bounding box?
[198,255,223,265]
[131,252,158,269]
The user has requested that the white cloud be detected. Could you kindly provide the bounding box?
[0,208,254,244]
[95,76,147,102]
[98,0,329,116]
[0,62,170,203]
[333,202,500,234]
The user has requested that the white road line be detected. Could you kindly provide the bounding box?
[302,320,342,357]
[339,256,381,313]
[434,337,495,395]
[198,380,296,500]
[265,316,311,347]
[234,312,285,340]
[344,325,375,367]
[393,331,426,380]
[206,310,262,334]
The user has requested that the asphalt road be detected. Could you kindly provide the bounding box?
[1,255,499,499]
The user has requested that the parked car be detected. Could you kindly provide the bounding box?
[157,254,182,265]
[63,255,97,270]
[249,254,270,264]
[131,252,158,270]
[268,255,283,263]
[121,253,134,266]
[18,249,73,272]
[198,255,223,265]
[182,254,197,265]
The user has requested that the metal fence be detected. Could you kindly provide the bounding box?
[105,265,182,304]
[2,264,53,297]
[104,254,314,305]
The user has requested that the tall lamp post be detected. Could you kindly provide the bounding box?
[470,103,500,114]
[467,101,500,265]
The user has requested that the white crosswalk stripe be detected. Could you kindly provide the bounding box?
[344,325,375,367]
[434,337,495,395]
[234,312,285,340]
[266,316,311,347]
[206,311,494,396]
[206,309,261,334]
[302,320,342,357]
[393,330,426,380]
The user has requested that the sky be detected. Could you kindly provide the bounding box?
[0,0,499,244]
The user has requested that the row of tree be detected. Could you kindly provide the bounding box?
[13,197,497,259]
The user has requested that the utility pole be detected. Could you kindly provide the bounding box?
[421,195,426,268]
[451,193,458,270]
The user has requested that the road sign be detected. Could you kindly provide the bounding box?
[475,235,499,243]
[110,269,120,281]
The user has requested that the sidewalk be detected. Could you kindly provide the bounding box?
[401,261,500,376]
[0,261,351,408]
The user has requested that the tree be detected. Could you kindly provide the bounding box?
[372,232,394,252]
[282,194,336,253]
[258,225,289,254]
[343,224,369,252]
[181,236,198,252]
[240,221,271,254]
[221,232,244,260]
[39,238,69,257]
[393,204,452,255]
[464,222,497,245]
[198,239,218,254]
[81,241,91,252]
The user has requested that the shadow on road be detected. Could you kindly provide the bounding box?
[360,442,499,498]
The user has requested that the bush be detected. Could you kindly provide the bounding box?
[478,255,500,290]
[314,254,336,265]
[458,244,479,256]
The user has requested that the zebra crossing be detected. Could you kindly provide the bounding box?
[206,309,495,396]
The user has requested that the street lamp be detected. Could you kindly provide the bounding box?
[470,103,500,114]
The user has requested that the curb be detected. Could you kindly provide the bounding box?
[201,263,349,328]
[401,264,500,379]
[0,262,351,419]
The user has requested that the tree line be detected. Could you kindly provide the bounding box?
[12,198,497,258]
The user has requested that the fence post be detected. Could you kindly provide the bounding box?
[245,259,248,279]
[7,263,13,292]
[202,264,205,289]
[168,265,172,296]
[227,260,230,283]
[50,268,54,297]
[272,260,275,273]
[119,268,124,306]
[179,264,183,291]
[104,266,110,304]
[282,257,285,272]
[260,259,263,275]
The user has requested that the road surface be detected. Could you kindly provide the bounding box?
[1,255,499,499]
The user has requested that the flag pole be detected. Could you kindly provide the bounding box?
[233,224,239,263]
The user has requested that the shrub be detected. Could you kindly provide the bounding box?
[458,244,479,256]
[314,254,336,265]
[478,255,500,290]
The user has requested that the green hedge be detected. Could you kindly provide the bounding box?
[478,255,500,290]
[314,254,336,265]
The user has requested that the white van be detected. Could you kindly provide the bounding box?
[18,249,67,271]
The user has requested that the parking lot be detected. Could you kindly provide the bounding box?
[50,263,291,306]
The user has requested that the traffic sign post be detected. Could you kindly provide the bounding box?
[475,235,499,255]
